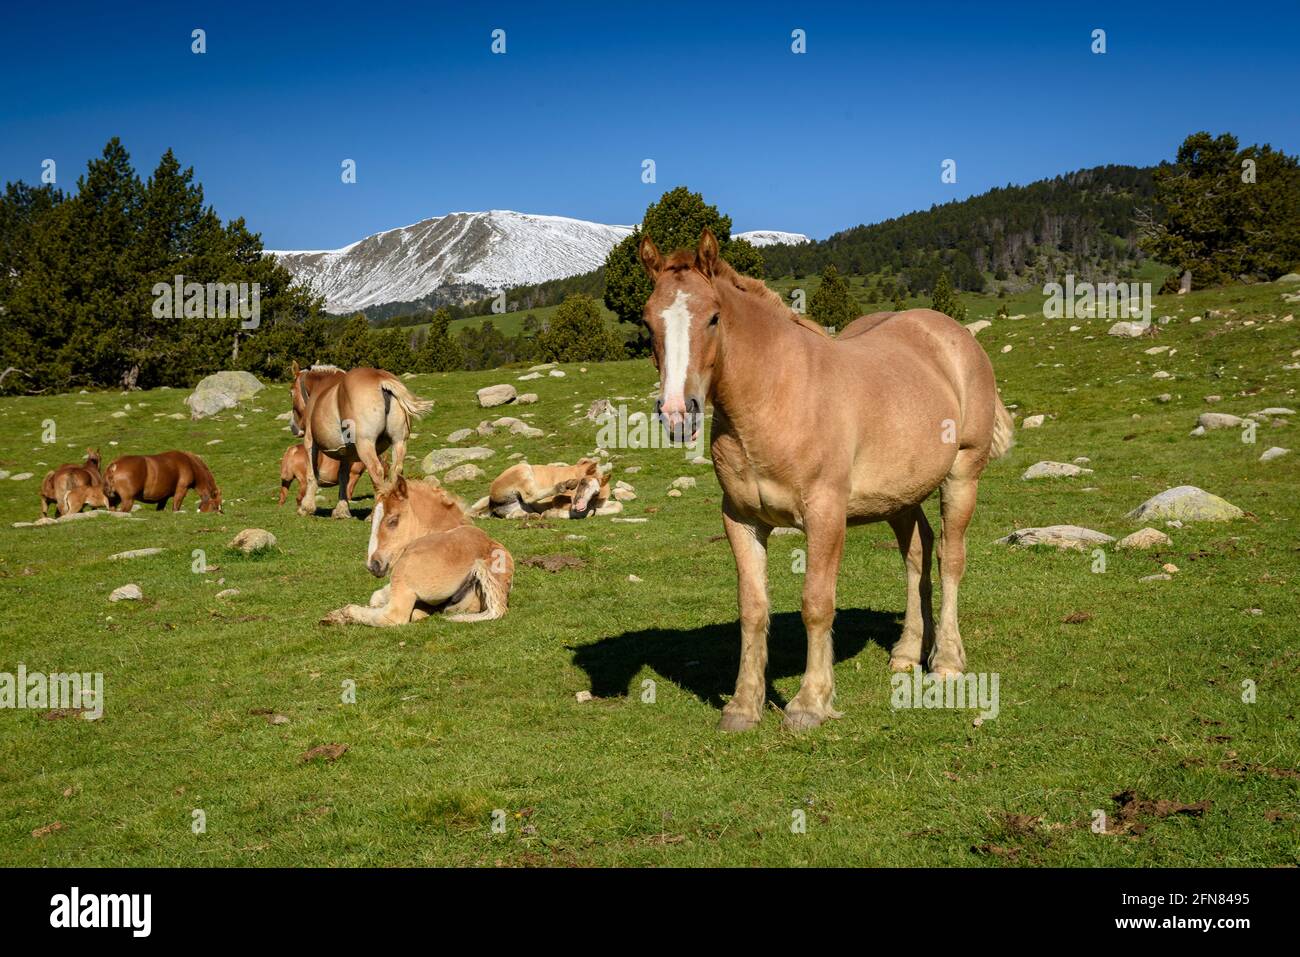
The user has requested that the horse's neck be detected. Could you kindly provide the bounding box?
[711,285,796,417]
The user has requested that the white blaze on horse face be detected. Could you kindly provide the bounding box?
[367,500,384,565]
[659,289,693,413]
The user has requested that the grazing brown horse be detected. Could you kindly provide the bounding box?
[103,451,223,513]
[277,441,369,508]
[638,228,1013,731]
[39,448,109,518]
[289,362,432,519]
[322,475,513,626]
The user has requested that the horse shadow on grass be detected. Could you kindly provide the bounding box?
[571,608,900,711]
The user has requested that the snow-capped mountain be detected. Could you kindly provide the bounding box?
[734,229,811,247]
[267,211,812,314]
[266,211,634,314]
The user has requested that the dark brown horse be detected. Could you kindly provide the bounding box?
[39,448,109,518]
[103,451,223,513]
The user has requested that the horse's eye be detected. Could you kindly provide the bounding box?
[709,313,719,326]
[386,515,400,527]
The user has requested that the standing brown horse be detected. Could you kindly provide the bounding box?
[39,448,109,518]
[103,451,223,513]
[638,229,1013,731]
[289,362,432,519]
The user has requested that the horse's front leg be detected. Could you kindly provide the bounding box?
[720,501,771,731]
[785,499,847,731]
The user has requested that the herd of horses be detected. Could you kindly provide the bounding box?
[36,229,1012,731]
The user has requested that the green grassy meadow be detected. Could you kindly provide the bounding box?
[1,280,1297,866]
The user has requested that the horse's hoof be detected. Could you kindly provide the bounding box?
[330,503,352,520]
[929,666,963,678]
[718,710,761,732]
[319,609,348,626]
[889,657,921,672]
[782,705,842,731]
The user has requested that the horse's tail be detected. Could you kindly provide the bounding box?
[990,392,1015,460]
[378,374,434,422]
[446,550,512,623]
[469,495,492,517]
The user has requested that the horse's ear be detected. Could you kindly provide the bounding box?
[291,360,301,378]
[696,228,720,277]
[638,232,663,278]
[393,474,408,499]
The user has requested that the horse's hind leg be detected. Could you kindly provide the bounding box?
[932,463,981,676]
[784,499,846,731]
[298,429,320,517]
[330,454,358,520]
[887,505,935,672]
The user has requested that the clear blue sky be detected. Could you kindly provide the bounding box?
[2,1,1296,249]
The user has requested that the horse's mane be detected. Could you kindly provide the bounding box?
[662,250,831,338]
[309,363,342,373]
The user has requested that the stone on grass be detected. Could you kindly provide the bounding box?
[516,393,538,404]
[1022,414,1046,429]
[1108,320,1149,337]
[1198,412,1244,430]
[670,476,696,490]
[186,371,263,419]
[228,528,277,553]
[1116,527,1170,550]
[443,464,485,483]
[996,526,1115,551]
[1140,573,1173,583]
[1021,461,1093,480]
[109,583,142,602]
[1259,447,1290,462]
[965,320,991,335]
[216,588,240,599]
[1126,486,1243,523]
[477,384,517,408]
[421,447,493,473]
[447,428,474,443]
[109,548,163,561]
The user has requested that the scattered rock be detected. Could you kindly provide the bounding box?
[1259,447,1290,462]
[1156,393,1172,403]
[516,393,538,404]
[447,428,474,443]
[627,574,643,583]
[9,472,34,481]
[997,525,1114,551]
[421,447,494,473]
[185,370,264,419]
[1126,486,1243,523]
[1198,412,1244,430]
[1021,461,1092,480]
[517,372,542,381]
[1144,345,1170,355]
[1140,573,1172,582]
[965,320,991,335]
[109,583,142,602]
[1116,527,1170,550]
[1022,414,1046,429]
[548,370,566,378]
[477,384,517,408]
[575,690,594,703]
[1108,320,1149,337]
[670,476,696,490]
[667,489,682,498]
[216,588,240,599]
[108,548,163,561]
[228,528,277,553]
[443,463,485,483]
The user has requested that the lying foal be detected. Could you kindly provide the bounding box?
[322,475,514,627]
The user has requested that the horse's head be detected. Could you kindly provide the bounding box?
[367,475,463,577]
[84,447,101,471]
[570,458,606,513]
[199,487,223,513]
[288,361,307,437]
[639,228,723,444]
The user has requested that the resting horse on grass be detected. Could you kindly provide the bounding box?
[637,228,1013,731]
[321,475,513,626]
[289,362,432,519]
[39,448,109,518]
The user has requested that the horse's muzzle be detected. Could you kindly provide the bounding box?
[655,396,702,444]
[367,557,386,578]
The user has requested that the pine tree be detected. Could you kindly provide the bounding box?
[332,314,378,368]
[413,307,464,372]
[930,270,966,322]
[808,264,859,331]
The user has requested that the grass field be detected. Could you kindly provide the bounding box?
[1,279,1297,866]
